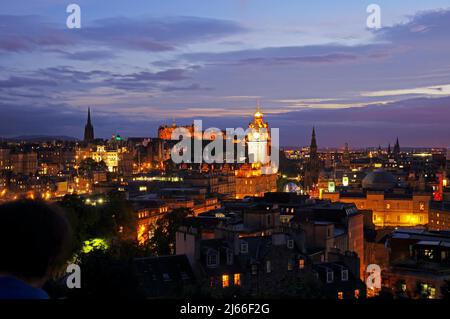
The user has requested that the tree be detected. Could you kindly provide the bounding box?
[147,207,191,255]
[58,191,137,255]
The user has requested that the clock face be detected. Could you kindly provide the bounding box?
[253,132,260,140]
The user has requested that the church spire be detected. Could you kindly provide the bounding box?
[84,107,94,142]
[393,137,400,155]
[87,107,92,125]
[310,126,317,150]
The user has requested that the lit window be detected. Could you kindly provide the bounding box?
[386,203,391,209]
[234,273,241,286]
[298,259,305,269]
[354,289,360,299]
[419,202,425,211]
[429,287,436,299]
[222,274,229,288]
[338,291,344,300]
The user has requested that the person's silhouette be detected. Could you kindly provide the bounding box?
[0,200,71,299]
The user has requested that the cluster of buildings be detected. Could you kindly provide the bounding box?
[1,105,450,299]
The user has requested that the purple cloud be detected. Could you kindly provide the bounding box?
[0,76,58,88]
[162,83,213,92]
[0,15,246,53]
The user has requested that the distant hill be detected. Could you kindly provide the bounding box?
[0,135,79,142]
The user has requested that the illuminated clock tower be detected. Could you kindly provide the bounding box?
[247,105,271,168]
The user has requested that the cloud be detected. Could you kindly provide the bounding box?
[0,76,58,88]
[61,50,118,61]
[162,83,213,92]
[103,68,190,90]
[0,14,246,53]
[0,15,74,52]
[374,9,450,45]
[362,84,450,98]
[182,43,394,67]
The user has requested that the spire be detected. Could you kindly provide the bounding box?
[87,107,91,125]
[393,137,400,155]
[84,107,94,142]
[254,100,263,120]
[310,126,317,150]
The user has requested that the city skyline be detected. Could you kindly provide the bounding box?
[1,1,450,147]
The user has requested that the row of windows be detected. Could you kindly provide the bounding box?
[327,269,348,283]
[373,214,424,222]
[338,289,360,299]
[215,274,241,288]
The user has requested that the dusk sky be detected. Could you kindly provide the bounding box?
[1,0,450,147]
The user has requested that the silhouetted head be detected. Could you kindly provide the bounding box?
[0,200,71,287]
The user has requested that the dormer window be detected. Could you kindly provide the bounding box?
[240,241,248,254]
[326,270,334,283]
[287,239,294,249]
[207,252,219,267]
[341,269,349,281]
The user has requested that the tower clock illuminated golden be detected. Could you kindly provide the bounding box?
[247,105,270,168]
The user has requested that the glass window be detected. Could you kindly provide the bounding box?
[226,250,233,265]
[288,260,293,271]
[338,291,343,299]
[252,264,258,275]
[207,253,218,267]
[240,242,248,254]
[342,269,349,281]
[266,260,271,273]
[233,274,241,286]
[327,271,334,283]
[298,259,305,269]
[222,274,229,288]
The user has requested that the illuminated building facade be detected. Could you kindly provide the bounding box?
[158,122,195,140]
[235,108,277,199]
[247,106,270,168]
[322,191,430,227]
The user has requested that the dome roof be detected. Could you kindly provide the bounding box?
[362,170,397,190]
